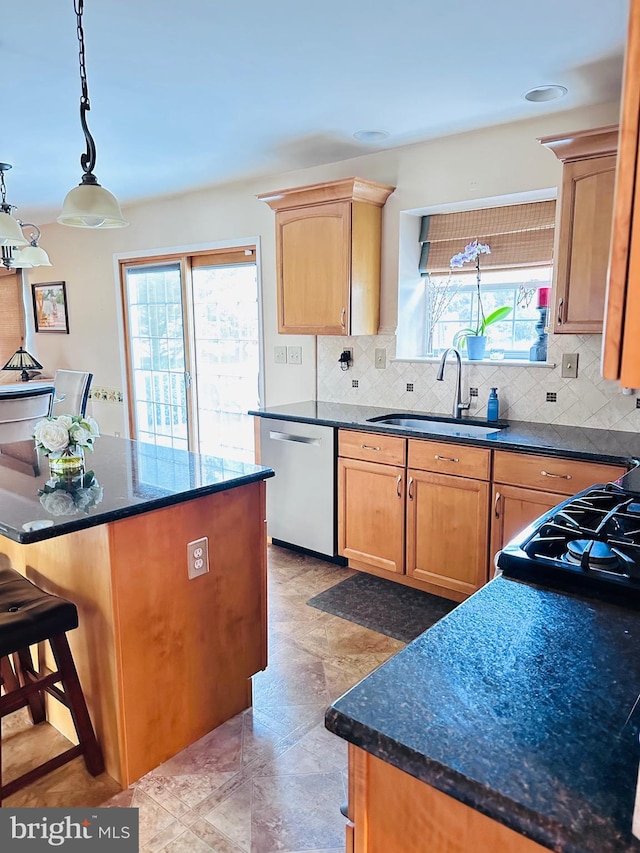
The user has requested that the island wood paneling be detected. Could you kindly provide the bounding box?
[109,481,267,784]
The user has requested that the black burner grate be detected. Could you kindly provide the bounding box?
[499,484,640,595]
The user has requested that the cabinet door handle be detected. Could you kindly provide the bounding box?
[340,307,346,329]
[541,470,572,480]
[494,491,501,518]
[408,476,414,500]
[557,297,564,325]
[396,474,403,498]
[435,454,459,463]
[361,444,381,451]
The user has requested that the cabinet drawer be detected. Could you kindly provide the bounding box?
[408,439,491,481]
[338,430,406,465]
[493,451,626,495]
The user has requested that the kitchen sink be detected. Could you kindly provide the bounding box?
[366,416,506,439]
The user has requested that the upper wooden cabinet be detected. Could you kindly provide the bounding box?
[540,125,618,334]
[603,1,640,386]
[258,177,394,335]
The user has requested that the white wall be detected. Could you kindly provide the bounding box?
[25,100,620,435]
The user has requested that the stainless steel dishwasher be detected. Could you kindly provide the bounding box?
[259,417,339,559]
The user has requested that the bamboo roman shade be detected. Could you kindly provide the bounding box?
[0,271,25,365]
[419,200,556,275]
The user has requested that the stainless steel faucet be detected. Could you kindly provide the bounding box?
[436,348,470,420]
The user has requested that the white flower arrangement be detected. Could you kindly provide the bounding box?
[38,471,103,516]
[33,415,100,457]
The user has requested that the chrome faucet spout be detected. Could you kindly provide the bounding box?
[436,347,470,420]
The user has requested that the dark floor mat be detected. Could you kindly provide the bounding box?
[306,572,458,643]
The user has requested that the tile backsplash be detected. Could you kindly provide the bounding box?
[317,333,640,432]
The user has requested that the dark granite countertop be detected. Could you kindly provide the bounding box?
[249,401,640,466]
[325,576,640,853]
[0,435,274,544]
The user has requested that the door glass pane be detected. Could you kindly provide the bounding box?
[125,264,189,450]
[191,263,259,463]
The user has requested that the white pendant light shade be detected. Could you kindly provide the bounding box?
[12,244,52,268]
[58,182,128,228]
[0,211,28,247]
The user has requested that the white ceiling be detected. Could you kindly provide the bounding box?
[2,0,629,223]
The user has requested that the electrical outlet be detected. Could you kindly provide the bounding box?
[274,346,287,364]
[374,348,386,369]
[287,346,302,365]
[561,353,579,378]
[187,537,209,579]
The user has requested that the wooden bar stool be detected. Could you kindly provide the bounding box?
[0,565,104,801]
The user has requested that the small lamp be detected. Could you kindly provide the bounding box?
[2,347,43,382]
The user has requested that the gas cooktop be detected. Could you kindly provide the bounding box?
[497,482,640,603]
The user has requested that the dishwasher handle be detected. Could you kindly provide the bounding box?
[268,430,321,446]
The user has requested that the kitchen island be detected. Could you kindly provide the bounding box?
[325,576,640,853]
[0,435,274,786]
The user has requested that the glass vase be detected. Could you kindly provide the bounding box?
[48,447,85,478]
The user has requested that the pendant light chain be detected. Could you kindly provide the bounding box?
[76,0,89,105]
[74,0,97,182]
[0,171,7,210]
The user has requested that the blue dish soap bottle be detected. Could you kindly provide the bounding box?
[487,387,499,421]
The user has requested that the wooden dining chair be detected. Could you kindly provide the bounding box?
[53,370,93,418]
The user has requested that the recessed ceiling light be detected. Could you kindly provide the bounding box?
[353,130,390,142]
[523,85,568,103]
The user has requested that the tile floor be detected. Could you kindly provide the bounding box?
[2,545,406,852]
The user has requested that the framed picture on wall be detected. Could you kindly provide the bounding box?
[32,281,70,333]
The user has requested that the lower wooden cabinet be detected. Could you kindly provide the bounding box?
[490,484,563,573]
[407,469,489,599]
[337,457,405,574]
[347,744,547,853]
[337,432,490,602]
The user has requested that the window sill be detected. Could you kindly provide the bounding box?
[392,357,556,369]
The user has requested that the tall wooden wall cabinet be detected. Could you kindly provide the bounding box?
[539,125,618,334]
[603,0,640,387]
[258,177,394,335]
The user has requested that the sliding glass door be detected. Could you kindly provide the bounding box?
[191,260,259,462]
[122,247,260,462]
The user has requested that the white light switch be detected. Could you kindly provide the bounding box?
[187,537,209,579]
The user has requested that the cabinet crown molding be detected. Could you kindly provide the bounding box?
[538,124,619,163]
[257,177,395,211]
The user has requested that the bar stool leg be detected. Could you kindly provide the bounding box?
[48,634,104,777]
[13,649,46,724]
[0,656,19,694]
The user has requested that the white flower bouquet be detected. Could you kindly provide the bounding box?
[33,414,100,457]
[38,471,103,517]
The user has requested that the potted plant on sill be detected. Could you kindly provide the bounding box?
[450,239,511,360]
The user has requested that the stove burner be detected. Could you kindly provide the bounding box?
[564,539,619,569]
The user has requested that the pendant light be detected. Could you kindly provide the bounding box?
[0,163,51,270]
[58,0,127,228]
